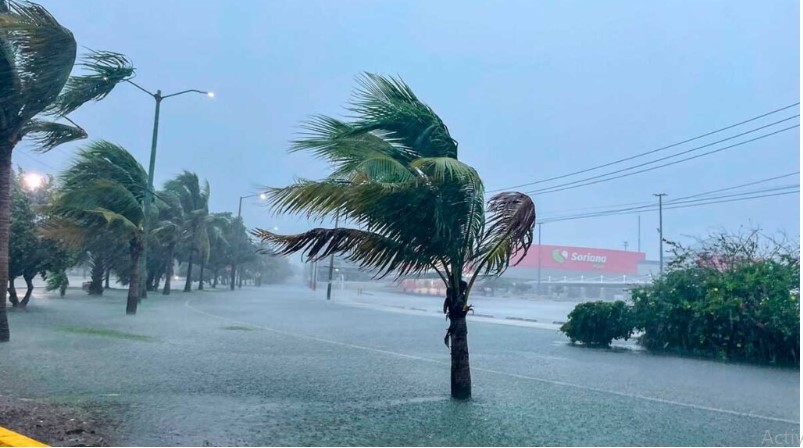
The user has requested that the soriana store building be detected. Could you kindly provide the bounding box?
[509,244,650,277]
[398,244,659,300]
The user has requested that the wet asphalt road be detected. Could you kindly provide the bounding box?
[0,284,799,446]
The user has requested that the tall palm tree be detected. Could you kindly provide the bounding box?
[0,0,133,341]
[45,141,148,315]
[151,192,184,295]
[253,74,535,400]
[201,213,230,290]
[164,171,210,292]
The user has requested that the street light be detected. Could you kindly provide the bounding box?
[22,172,44,191]
[232,192,268,290]
[126,79,214,298]
[238,192,268,218]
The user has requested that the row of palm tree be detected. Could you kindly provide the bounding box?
[0,0,537,402]
[0,0,136,341]
[41,141,267,315]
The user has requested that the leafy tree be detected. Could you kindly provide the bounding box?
[253,74,536,399]
[0,0,133,341]
[164,172,210,293]
[7,168,71,307]
[631,230,800,364]
[8,169,38,306]
[45,141,148,314]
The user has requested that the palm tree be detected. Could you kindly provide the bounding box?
[150,191,184,295]
[203,213,231,289]
[164,171,210,292]
[45,141,148,315]
[0,0,133,341]
[253,74,535,400]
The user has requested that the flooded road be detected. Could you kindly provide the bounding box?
[1,285,798,446]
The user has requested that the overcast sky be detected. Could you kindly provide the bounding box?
[20,1,800,260]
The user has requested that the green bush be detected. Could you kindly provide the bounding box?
[631,231,799,364]
[560,300,634,346]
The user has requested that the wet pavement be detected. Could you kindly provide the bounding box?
[0,284,799,446]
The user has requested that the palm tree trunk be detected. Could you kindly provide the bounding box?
[145,269,155,292]
[7,278,18,307]
[127,237,142,315]
[449,316,472,399]
[89,257,104,295]
[163,245,175,295]
[198,255,205,290]
[446,282,472,400]
[19,274,34,307]
[184,252,193,292]
[0,148,13,342]
[229,263,236,290]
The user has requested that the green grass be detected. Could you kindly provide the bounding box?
[222,325,256,331]
[58,325,154,341]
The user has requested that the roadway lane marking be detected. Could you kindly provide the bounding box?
[184,298,799,426]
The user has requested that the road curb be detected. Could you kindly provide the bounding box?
[0,426,48,447]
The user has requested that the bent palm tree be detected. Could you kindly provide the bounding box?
[254,74,535,399]
[45,141,148,315]
[164,171,210,292]
[150,192,184,295]
[0,0,133,341]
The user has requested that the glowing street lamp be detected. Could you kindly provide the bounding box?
[22,173,44,191]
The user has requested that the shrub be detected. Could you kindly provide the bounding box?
[631,230,799,364]
[560,300,634,346]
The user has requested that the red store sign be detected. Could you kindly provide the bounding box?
[515,245,646,274]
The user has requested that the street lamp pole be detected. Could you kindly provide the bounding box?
[326,213,339,300]
[232,193,266,290]
[126,80,213,298]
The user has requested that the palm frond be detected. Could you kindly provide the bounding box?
[470,192,536,277]
[0,0,76,127]
[61,140,147,201]
[21,118,85,151]
[39,217,88,248]
[347,73,458,159]
[253,227,435,279]
[410,157,483,189]
[46,49,133,116]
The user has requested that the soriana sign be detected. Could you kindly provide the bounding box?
[515,245,646,274]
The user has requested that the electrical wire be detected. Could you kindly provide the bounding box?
[487,102,800,193]
[525,124,799,196]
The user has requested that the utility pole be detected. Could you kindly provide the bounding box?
[654,193,667,274]
[536,223,542,299]
[326,213,339,300]
[637,215,641,253]
[623,241,629,251]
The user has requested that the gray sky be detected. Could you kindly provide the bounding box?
[20,1,800,260]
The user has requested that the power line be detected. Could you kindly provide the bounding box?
[671,171,799,201]
[525,125,799,196]
[12,149,58,171]
[540,184,799,222]
[540,188,798,224]
[533,171,800,216]
[488,102,800,193]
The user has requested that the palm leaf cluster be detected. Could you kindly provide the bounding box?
[254,74,536,297]
[0,1,133,151]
